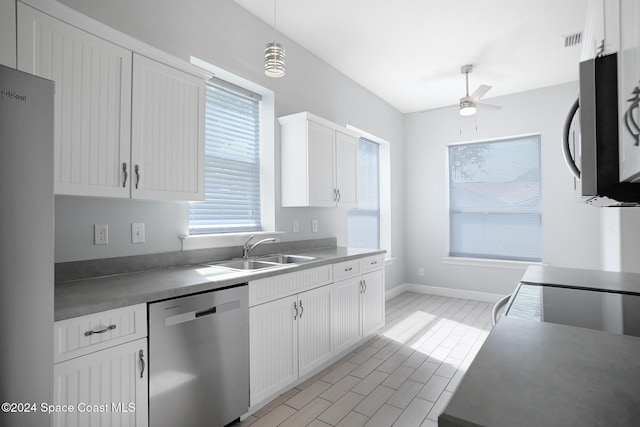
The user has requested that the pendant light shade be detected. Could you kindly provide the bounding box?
[265,0,285,78]
[264,42,286,78]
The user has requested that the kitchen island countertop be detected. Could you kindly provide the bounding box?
[439,315,640,427]
[55,247,384,321]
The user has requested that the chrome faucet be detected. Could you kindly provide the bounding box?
[242,235,276,259]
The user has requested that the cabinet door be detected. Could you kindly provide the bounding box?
[52,338,148,427]
[331,277,362,355]
[249,296,298,406]
[297,285,333,377]
[17,3,132,198]
[361,269,385,337]
[131,54,205,200]
[308,121,337,206]
[335,131,359,207]
[618,0,640,182]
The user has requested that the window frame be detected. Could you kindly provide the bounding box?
[182,57,277,251]
[348,137,381,250]
[346,125,393,260]
[445,134,543,264]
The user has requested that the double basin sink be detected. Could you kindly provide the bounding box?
[203,254,318,271]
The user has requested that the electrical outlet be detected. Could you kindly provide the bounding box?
[292,220,299,233]
[131,222,145,243]
[418,267,424,276]
[312,219,318,233]
[94,224,108,245]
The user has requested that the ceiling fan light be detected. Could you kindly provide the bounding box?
[265,42,286,78]
[459,104,477,116]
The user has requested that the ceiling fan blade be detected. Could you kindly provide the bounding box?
[469,84,492,102]
[477,102,502,111]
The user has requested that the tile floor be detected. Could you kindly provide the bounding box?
[237,291,494,427]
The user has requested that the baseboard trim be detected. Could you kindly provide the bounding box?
[386,283,504,303]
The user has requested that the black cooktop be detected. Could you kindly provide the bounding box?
[506,282,640,337]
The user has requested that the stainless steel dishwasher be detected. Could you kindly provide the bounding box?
[149,284,249,427]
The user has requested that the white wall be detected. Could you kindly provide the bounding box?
[404,82,602,295]
[53,0,405,288]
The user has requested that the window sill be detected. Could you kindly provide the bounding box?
[441,256,545,270]
[180,231,285,251]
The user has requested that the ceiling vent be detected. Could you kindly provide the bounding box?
[563,32,583,48]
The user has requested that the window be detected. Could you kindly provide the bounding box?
[189,78,262,234]
[348,138,380,249]
[448,135,541,262]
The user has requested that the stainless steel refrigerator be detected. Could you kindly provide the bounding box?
[0,64,54,427]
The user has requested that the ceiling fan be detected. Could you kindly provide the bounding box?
[458,64,501,116]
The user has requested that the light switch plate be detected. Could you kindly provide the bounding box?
[293,220,299,233]
[312,219,318,233]
[131,223,145,243]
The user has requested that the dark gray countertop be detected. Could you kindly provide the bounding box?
[439,316,640,427]
[55,247,384,321]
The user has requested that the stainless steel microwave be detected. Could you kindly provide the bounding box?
[563,53,640,206]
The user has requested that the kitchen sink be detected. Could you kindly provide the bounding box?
[214,259,280,270]
[201,254,318,271]
[258,254,318,264]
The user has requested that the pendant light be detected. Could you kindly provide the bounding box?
[265,0,285,78]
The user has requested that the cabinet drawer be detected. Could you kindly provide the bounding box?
[249,265,333,306]
[361,255,384,273]
[333,259,362,281]
[54,304,147,363]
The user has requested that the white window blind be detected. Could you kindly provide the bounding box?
[449,135,541,262]
[189,78,262,234]
[348,138,380,249]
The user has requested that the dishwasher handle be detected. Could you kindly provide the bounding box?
[195,306,217,318]
[164,300,241,326]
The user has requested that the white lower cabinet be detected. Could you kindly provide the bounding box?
[249,286,332,406]
[361,269,386,337]
[249,295,298,405]
[297,286,333,377]
[53,304,148,427]
[331,266,386,355]
[52,338,148,427]
[331,277,362,355]
[249,256,386,408]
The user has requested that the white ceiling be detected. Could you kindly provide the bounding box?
[234,0,589,114]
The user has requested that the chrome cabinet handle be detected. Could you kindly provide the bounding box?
[299,300,304,319]
[139,349,145,378]
[294,301,298,320]
[363,279,367,293]
[134,165,140,189]
[333,188,338,201]
[371,260,378,265]
[337,189,341,202]
[84,324,116,337]
[359,279,364,294]
[345,267,353,272]
[122,163,128,187]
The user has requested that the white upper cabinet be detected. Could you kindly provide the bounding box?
[17,2,132,198]
[131,54,204,200]
[16,0,208,200]
[280,112,359,207]
[618,0,640,182]
[335,131,359,206]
